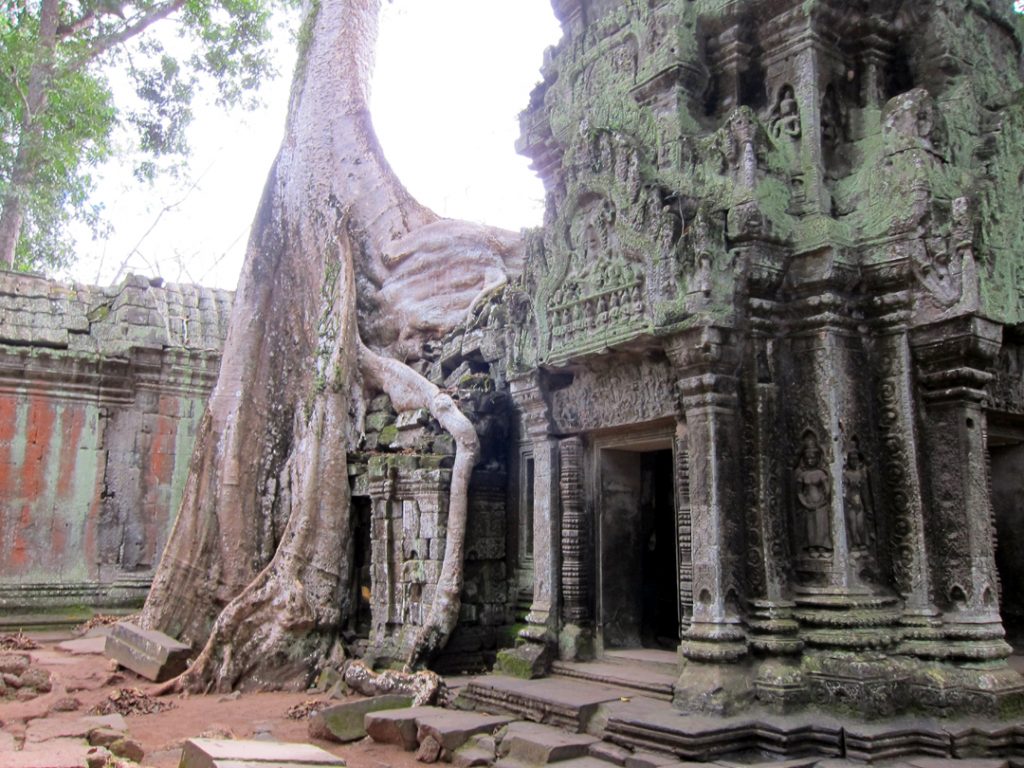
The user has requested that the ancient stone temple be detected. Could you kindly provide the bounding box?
[0,271,231,616]
[4,0,1024,727]
[497,0,1024,717]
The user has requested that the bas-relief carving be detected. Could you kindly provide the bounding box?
[769,84,801,142]
[508,0,1024,717]
[549,357,676,434]
[794,429,832,558]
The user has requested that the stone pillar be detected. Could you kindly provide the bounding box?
[673,421,693,633]
[665,325,749,714]
[743,333,802,658]
[870,326,943,653]
[558,436,592,659]
[910,316,1011,660]
[497,374,559,677]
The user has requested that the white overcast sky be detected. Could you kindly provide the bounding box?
[63,1,562,290]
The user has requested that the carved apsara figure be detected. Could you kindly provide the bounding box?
[795,430,832,556]
[769,85,801,141]
[843,446,874,549]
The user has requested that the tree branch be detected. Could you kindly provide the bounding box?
[68,0,187,70]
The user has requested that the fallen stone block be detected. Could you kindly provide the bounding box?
[453,733,497,768]
[178,737,346,768]
[417,710,514,756]
[104,622,191,682]
[366,706,447,750]
[502,723,597,765]
[109,736,145,762]
[308,693,413,742]
[25,714,127,743]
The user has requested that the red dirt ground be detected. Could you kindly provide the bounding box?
[0,631,429,768]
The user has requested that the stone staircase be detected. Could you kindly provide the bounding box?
[362,696,1024,767]
[450,673,1024,765]
[550,650,677,702]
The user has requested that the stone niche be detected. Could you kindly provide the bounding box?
[0,271,231,615]
[502,0,1024,718]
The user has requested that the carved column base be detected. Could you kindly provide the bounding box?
[495,641,552,680]
[558,623,595,662]
[679,621,748,662]
[895,609,947,657]
[933,615,1013,661]
[906,661,1024,718]
[754,659,808,713]
[747,599,804,655]
[673,658,754,715]
[802,651,909,718]
[793,588,901,650]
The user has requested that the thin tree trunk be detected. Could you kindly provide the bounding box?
[142,0,522,690]
[0,0,60,268]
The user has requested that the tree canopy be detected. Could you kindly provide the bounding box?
[0,0,284,271]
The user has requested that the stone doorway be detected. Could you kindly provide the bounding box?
[598,440,678,651]
[989,419,1024,645]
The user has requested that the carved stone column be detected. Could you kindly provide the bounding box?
[673,421,693,633]
[743,332,802,658]
[910,316,1010,660]
[497,373,559,677]
[869,325,943,654]
[559,436,593,659]
[665,325,749,713]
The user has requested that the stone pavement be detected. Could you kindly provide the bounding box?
[1,712,143,767]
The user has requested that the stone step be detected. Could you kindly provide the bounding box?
[600,650,678,678]
[418,710,515,757]
[178,737,345,768]
[499,721,598,765]
[601,701,846,761]
[551,661,674,702]
[461,676,635,732]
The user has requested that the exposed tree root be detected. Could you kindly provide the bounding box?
[342,659,444,706]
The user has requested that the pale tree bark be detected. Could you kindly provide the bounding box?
[140,0,522,691]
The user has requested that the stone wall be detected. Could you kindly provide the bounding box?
[0,271,231,615]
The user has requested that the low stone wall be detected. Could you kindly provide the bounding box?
[0,271,232,616]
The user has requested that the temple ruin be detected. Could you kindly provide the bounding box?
[3,0,1024,727]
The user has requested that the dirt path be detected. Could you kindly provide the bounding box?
[0,631,429,768]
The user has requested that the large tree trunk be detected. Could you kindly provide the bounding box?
[140,0,521,691]
[0,0,60,268]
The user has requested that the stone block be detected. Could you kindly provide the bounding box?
[26,714,127,743]
[308,693,413,742]
[104,621,190,682]
[503,724,597,764]
[366,706,447,750]
[6,739,93,767]
[178,738,346,768]
[416,710,513,754]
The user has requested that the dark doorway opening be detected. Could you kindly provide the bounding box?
[989,427,1024,645]
[600,446,678,650]
[349,496,373,639]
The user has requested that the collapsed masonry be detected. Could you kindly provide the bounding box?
[3,0,1024,718]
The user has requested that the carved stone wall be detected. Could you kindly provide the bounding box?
[0,271,231,615]
[507,0,1024,718]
